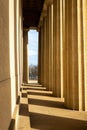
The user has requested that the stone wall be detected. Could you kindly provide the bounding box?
[0,0,23,129]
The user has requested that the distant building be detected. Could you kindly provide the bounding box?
[29,65,38,80]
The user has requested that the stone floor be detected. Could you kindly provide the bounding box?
[15,83,87,130]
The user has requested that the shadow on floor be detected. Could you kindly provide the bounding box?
[28,98,64,109]
[21,93,27,98]
[19,103,29,117]
[16,96,20,104]
[19,85,87,130]
[8,119,15,130]
[30,112,87,130]
[27,91,53,97]
[29,84,43,87]
[23,83,42,87]
[23,87,46,91]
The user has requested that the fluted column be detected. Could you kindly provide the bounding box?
[44,7,49,90]
[77,0,84,111]
[43,17,47,87]
[82,0,87,111]
[38,28,41,83]
[65,0,87,111]
[53,0,63,97]
[63,0,66,98]
[60,0,64,98]
[49,4,53,91]
[65,0,78,110]
[40,24,44,85]
[23,30,29,83]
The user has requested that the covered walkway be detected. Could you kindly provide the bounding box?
[0,0,87,130]
[15,83,87,130]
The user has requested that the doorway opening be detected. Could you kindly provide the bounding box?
[28,30,38,83]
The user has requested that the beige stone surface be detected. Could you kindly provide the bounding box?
[15,85,31,130]
[8,83,87,130]
[9,0,23,115]
[0,80,11,130]
[0,0,23,129]
[16,116,31,130]
[0,0,10,81]
[28,84,87,130]
[0,1,11,130]
[0,0,87,130]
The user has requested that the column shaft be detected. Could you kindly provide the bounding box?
[40,25,44,85]
[43,17,47,87]
[82,0,87,111]
[23,30,29,83]
[65,0,87,110]
[63,0,66,98]
[49,4,53,91]
[60,0,64,98]
[46,8,50,90]
[65,0,78,109]
[53,0,63,97]
[38,28,41,83]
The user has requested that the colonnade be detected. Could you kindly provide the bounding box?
[38,0,87,111]
[0,0,87,129]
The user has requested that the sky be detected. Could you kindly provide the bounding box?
[28,30,38,66]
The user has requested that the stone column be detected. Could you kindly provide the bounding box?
[62,0,66,98]
[77,0,84,111]
[65,0,78,110]
[53,0,63,97]
[38,28,41,84]
[40,24,45,85]
[60,0,64,98]
[23,30,29,83]
[49,4,53,91]
[82,0,87,111]
[65,0,87,110]
[43,17,47,87]
[45,8,50,90]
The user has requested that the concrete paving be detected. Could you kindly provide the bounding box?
[16,83,87,130]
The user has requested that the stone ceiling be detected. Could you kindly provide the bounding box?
[23,0,44,29]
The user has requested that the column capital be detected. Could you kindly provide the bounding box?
[23,28,29,32]
[45,0,53,5]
